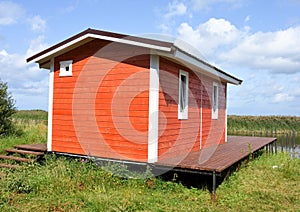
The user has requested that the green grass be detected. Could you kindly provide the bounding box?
[217,153,300,211]
[12,110,48,121]
[0,156,213,211]
[0,123,46,154]
[0,111,299,211]
[228,115,300,134]
[0,151,299,211]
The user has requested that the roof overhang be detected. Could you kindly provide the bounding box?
[27,28,242,85]
[173,47,242,85]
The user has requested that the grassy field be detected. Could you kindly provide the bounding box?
[0,111,299,211]
[0,112,47,154]
[11,111,300,133]
[11,110,48,121]
[0,150,299,211]
[228,115,300,134]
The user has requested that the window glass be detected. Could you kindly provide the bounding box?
[178,70,188,119]
[212,82,218,119]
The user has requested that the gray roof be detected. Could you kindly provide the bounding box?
[27,28,242,85]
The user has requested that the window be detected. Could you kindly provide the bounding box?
[212,82,218,119]
[178,70,188,119]
[59,60,73,77]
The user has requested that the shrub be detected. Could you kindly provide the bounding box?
[0,79,17,136]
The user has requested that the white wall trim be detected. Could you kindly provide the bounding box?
[30,33,171,64]
[148,54,159,163]
[225,85,228,142]
[89,34,171,52]
[200,79,203,149]
[47,58,54,152]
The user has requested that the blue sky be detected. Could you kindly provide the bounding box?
[0,0,300,115]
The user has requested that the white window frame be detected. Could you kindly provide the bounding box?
[59,60,73,77]
[178,70,189,120]
[212,82,218,119]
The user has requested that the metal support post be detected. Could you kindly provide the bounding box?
[211,170,217,201]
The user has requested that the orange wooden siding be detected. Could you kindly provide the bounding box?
[51,39,227,162]
[52,40,150,161]
[201,77,226,148]
[157,57,226,160]
[158,58,201,160]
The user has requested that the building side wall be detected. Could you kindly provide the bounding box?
[52,39,150,161]
[158,58,201,160]
[158,57,226,160]
[201,78,226,148]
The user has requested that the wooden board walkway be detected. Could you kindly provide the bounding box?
[155,136,277,199]
[14,143,47,152]
[156,136,277,173]
[0,143,47,169]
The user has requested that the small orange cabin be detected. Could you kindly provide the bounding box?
[27,29,242,163]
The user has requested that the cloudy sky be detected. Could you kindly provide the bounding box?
[0,0,299,115]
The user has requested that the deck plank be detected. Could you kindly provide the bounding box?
[5,149,45,156]
[0,163,20,169]
[0,155,34,163]
[156,136,276,173]
[14,143,47,152]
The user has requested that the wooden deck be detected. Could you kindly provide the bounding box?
[155,136,277,198]
[156,136,277,173]
[0,143,47,169]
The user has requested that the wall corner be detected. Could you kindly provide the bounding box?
[148,54,159,163]
[47,58,54,152]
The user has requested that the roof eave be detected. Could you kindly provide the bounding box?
[26,28,173,67]
[155,47,242,85]
[26,28,242,85]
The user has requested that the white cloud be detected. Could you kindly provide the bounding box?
[191,0,243,10]
[176,17,300,115]
[0,37,49,109]
[26,36,48,58]
[0,3,49,109]
[177,18,244,56]
[220,26,300,74]
[293,87,300,96]
[227,72,300,115]
[177,18,300,75]
[244,15,250,23]
[164,1,187,19]
[160,1,187,33]
[0,1,25,25]
[28,15,46,33]
[0,48,47,92]
[292,76,300,83]
[273,93,294,103]
[59,0,80,13]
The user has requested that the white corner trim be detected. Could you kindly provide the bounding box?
[47,58,54,152]
[200,79,203,149]
[148,54,159,163]
[225,86,228,142]
[31,33,171,64]
[225,107,228,142]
